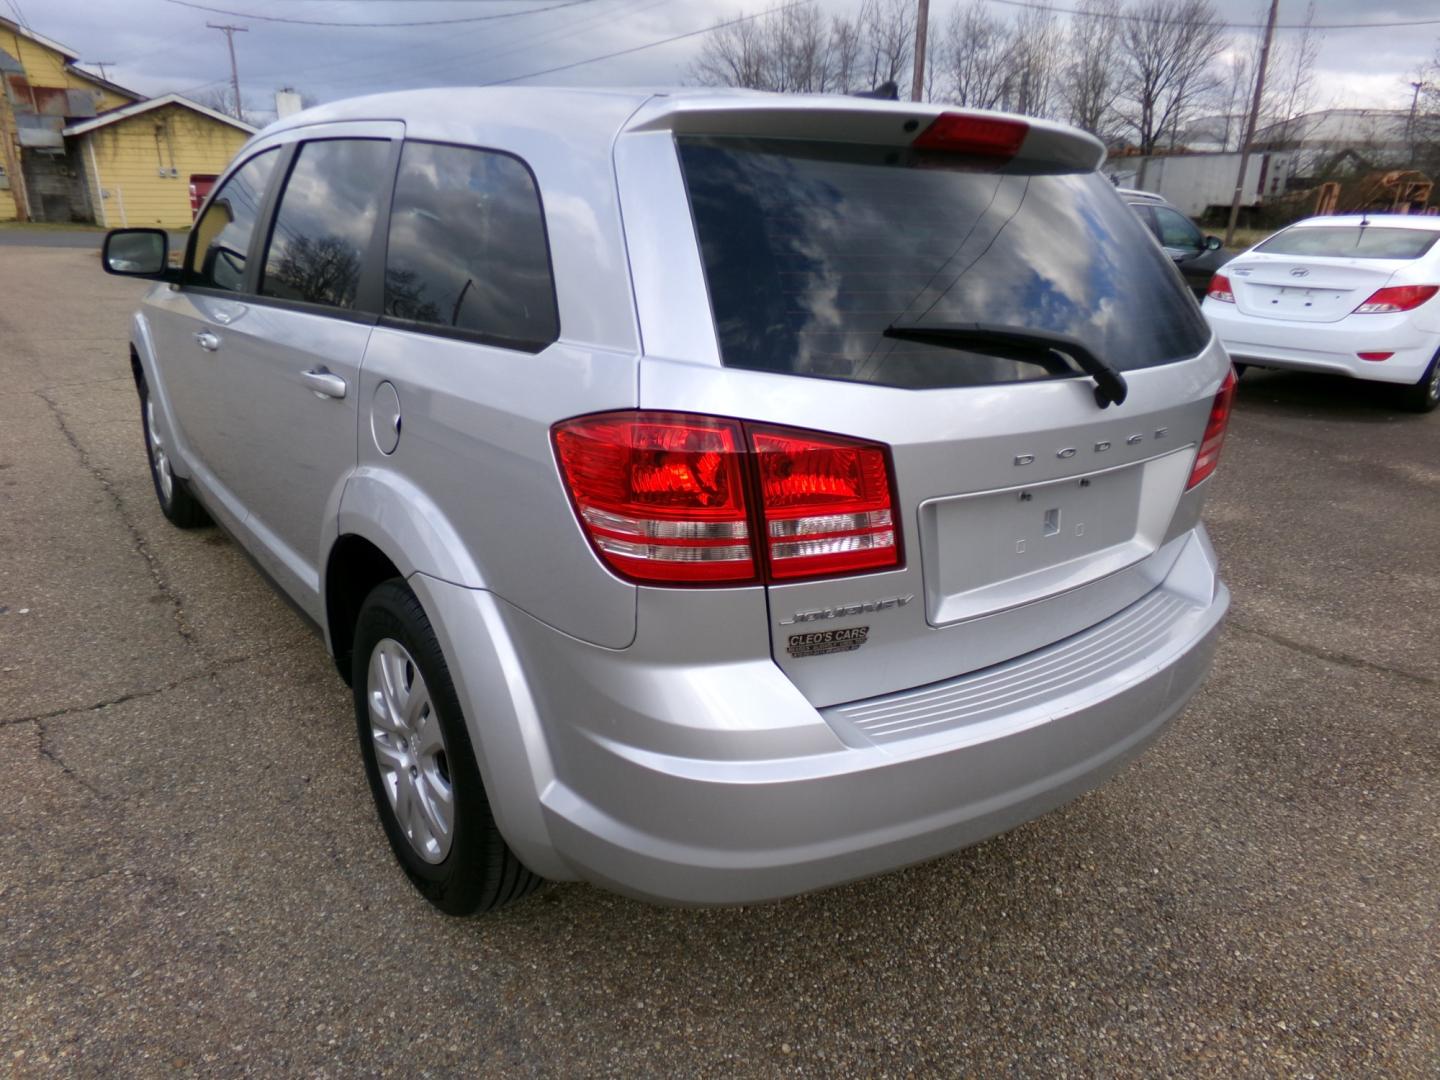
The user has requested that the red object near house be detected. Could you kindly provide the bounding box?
[188,174,217,219]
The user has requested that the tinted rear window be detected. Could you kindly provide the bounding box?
[1256,226,1439,260]
[678,137,1209,389]
[383,141,558,351]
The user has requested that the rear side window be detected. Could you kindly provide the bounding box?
[260,139,392,310]
[1256,226,1439,260]
[188,148,279,291]
[383,141,558,351]
[677,137,1210,389]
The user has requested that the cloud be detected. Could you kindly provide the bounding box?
[27,0,1440,114]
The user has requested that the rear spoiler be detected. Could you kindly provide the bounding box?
[622,94,1105,172]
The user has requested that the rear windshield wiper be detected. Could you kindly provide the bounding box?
[882,322,1129,408]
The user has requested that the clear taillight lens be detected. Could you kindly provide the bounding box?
[553,413,901,585]
[1206,273,1235,303]
[749,427,899,580]
[1186,369,1238,490]
[1352,284,1438,314]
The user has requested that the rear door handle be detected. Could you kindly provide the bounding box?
[194,330,221,351]
[302,369,348,400]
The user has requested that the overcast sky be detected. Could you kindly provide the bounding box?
[13,0,1439,120]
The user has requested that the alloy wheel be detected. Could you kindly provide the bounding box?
[145,398,174,503]
[367,638,454,863]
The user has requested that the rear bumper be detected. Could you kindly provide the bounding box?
[1203,302,1437,385]
[414,529,1228,905]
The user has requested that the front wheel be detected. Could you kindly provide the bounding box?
[1397,350,1440,413]
[138,376,209,527]
[351,579,541,915]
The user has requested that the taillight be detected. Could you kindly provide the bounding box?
[749,427,898,580]
[1186,369,1238,490]
[1357,351,1394,362]
[912,113,1027,158]
[1206,273,1235,303]
[553,412,901,586]
[1352,284,1438,314]
[551,413,755,584]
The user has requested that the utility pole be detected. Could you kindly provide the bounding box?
[82,60,116,83]
[910,0,930,102]
[1224,0,1278,247]
[207,23,248,122]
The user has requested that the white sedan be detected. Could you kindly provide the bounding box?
[1202,214,1440,412]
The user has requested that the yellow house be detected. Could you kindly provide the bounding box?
[65,94,255,228]
[2,16,254,227]
[1,15,137,221]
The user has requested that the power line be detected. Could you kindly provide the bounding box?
[483,0,812,85]
[319,0,674,90]
[163,0,602,27]
[983,0,1440,31]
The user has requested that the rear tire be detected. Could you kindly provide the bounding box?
[1397,349,1440,413]
[138,374,210,528]
[351,579,542,915]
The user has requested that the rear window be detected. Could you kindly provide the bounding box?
[1256,226,1439,260]
[677,137,1209,390]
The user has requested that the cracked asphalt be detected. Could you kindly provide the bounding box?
[2,246,1438,1076]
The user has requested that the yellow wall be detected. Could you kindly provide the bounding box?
[86,105,249,228]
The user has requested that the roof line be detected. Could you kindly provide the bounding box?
[0,14,80,62]
[62,92,258,137]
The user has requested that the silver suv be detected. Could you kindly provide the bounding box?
[102,89,1233,914]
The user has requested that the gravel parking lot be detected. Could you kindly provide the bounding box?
[2,245,1437,1076]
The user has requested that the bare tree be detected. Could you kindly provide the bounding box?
[1003,3,1061,118]
[860,0,915,93]
[935,3,1013,110]
[1061,0,1124,138]
[1262,2,1321,140]
[690,5,866,94]
[829,13,864,94]
[189,86,242,119]
[1213,47,1251,151]
[1116,0,1227,154]
[691,15,771,90]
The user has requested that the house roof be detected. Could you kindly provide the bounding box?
[62,92,258,137]
[0,14,79,62]
[0,16,142,102]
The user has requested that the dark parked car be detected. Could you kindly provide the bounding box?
[1120,189,1234,297]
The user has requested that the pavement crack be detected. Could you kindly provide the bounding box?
[0,646,288,728]
[35,387,197,646]
[35,719,108,801]
[1227,620,1437,687]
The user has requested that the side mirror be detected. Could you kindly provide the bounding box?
[102,228,175,280]
[1204,235,1224,252]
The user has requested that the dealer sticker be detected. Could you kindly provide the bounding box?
[786,626,869,659]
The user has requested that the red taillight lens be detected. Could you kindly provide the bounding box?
[553,413,901,585]
[552,413,756,584]
[1357,351,1394,362]
[1186,369,1238,490]
[1352,284,1438,314]
[912,113,1027,158]
[1206,273,1235,303]
[749,427,899,580]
